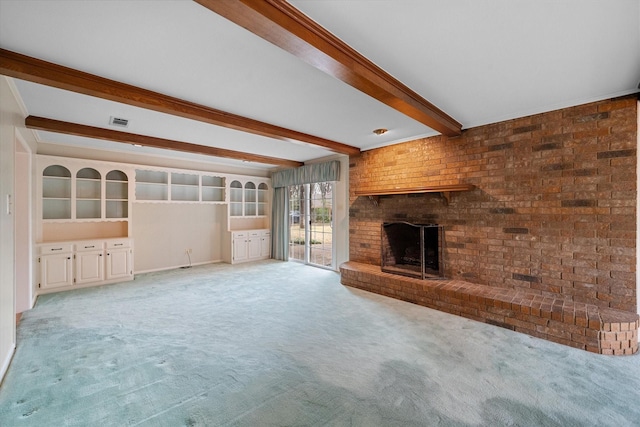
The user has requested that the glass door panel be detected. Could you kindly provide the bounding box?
[288,184,305,262]
[288,182,334,269]
[309,182,333,268]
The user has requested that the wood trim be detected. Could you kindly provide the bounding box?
[25,116,304,168]
[355,184,475,196]
[196,0,462,137]
[355,184,474,206]
[0,48,360,156]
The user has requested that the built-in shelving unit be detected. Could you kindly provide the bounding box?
[106,170,129,219]
[257,183,268,216]
[36,154,273,296]
[228,179,269,218]
[244,182,257,216]
[38,155,134,244]
[41,161,133,223]
[202,175,225,202]
[171,172,199,202]
[42,165,72,220]
[135,170,169,201]
[230,180,243,216]
[76,167,101,219]
[135,169,226,203]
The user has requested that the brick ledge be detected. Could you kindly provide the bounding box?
[340,262,639,356]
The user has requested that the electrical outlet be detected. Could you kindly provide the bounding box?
[185,248,192,254]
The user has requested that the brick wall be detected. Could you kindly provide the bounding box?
[349,95,638,312]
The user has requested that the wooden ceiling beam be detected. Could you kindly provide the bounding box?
[0,48,360,156]
[196,0,462,137]
[25,116,304,168]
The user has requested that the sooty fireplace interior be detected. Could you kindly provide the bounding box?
[381,222,444,279]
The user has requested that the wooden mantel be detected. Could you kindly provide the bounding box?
[355,184,475,206]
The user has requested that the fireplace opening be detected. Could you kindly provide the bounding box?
[381,222,444,279]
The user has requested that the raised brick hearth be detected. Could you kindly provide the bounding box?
[341,262,638,355]
[345,95,639,355]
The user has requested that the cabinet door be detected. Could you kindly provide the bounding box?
[260,232,271,258]
[40,254,73,289]
[233,238,248,262]
[106,248,132,280]
[75,250,105,284]
[247,234,261,259]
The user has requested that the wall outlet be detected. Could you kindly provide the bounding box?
[185,248,192,254]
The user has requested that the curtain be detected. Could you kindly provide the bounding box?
[271,186,289,260]
[271,160,340,188]
[270,160,340,261]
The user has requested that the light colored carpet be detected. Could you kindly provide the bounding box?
[1,260,638,426]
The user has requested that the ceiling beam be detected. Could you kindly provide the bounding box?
[195,0,462,137]
[25,116,304,168]
[0,48,360,156]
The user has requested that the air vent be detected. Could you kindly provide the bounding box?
[109,116,129,128]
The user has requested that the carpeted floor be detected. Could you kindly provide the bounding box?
[0,260,639,426]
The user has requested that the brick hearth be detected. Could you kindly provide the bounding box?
[341,262,638,355]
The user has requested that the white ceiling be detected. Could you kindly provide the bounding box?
[1,0,638,171]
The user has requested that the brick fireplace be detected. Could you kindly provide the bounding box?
[341,95,639,355]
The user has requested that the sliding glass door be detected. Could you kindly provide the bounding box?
[288,182,334,269]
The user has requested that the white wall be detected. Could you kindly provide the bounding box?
[132,203,226,273]
[14,143,32,313]
[0,76,18,380]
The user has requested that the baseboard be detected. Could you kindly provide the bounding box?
[134,259,223,275]
[0,344,16,384]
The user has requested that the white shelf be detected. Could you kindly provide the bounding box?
[135,169,226,203]
[228,179,269,219]
[41,162,131,223]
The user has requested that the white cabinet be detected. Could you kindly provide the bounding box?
[247,231,261,259]
[75,240,104,285]
[260,230,271,258]
[228,229,271,264]
[37,238,134,294]
[39,244,73,289]
[106,240,133,280]
[232,232,249,263]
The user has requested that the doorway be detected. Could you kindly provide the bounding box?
[288,182,334,269]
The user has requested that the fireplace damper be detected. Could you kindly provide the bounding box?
[381,222,444,279]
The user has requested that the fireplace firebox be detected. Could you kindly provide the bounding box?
[381,222,444,279]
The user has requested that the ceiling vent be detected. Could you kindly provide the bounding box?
[109,116,129,128]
